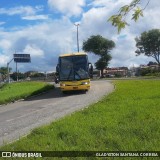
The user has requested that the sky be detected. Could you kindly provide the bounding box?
[0,0,160,72]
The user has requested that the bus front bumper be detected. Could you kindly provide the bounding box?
[60,84,90,91]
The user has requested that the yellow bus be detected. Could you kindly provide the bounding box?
[56,52,92,93]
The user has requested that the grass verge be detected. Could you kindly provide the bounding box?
[0,80,160,159]
[0,81,54,105]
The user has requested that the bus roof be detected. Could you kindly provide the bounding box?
[59,52,87,57]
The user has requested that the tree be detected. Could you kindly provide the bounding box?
[95,55,112,77]
[30,72,45,78]
[147,61,157,66]
[83,35,115,77]
[108,0,150,33]
[10,72,25,81]
[0,67,11,81]
[135,29,160,66]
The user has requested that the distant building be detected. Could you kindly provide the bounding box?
[147,65,159,71]
[140,64,159,71]
[104,67,128,77]
[25,71,38,76]
[131,63,159,76]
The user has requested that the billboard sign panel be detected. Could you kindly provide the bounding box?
[14,54,31,63]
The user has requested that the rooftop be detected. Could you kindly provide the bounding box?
[59,52,87,57]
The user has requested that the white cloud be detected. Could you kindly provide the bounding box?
[0,55,9,66]
[48,0,85,17]
[0,5,48,21]
[0,6,42,16]
[81,7,114,38]
[89,0,128,9]
[79,0,160,68]
[0,39,12,50]
[23,44,44,57]
[0,17,75,71]
[0,22,5,25]
[22,15,49,20]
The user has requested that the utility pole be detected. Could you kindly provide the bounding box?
[74,23,80,52]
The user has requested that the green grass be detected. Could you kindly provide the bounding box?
[0,80,160,159]
[0,81,54,105]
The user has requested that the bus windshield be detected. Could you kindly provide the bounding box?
[59,55,89,81]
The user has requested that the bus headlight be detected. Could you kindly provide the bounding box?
[81,82,88,85]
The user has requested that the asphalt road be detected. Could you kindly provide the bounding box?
[0,80,114,146]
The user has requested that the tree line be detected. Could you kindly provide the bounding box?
[0,68,50,82]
